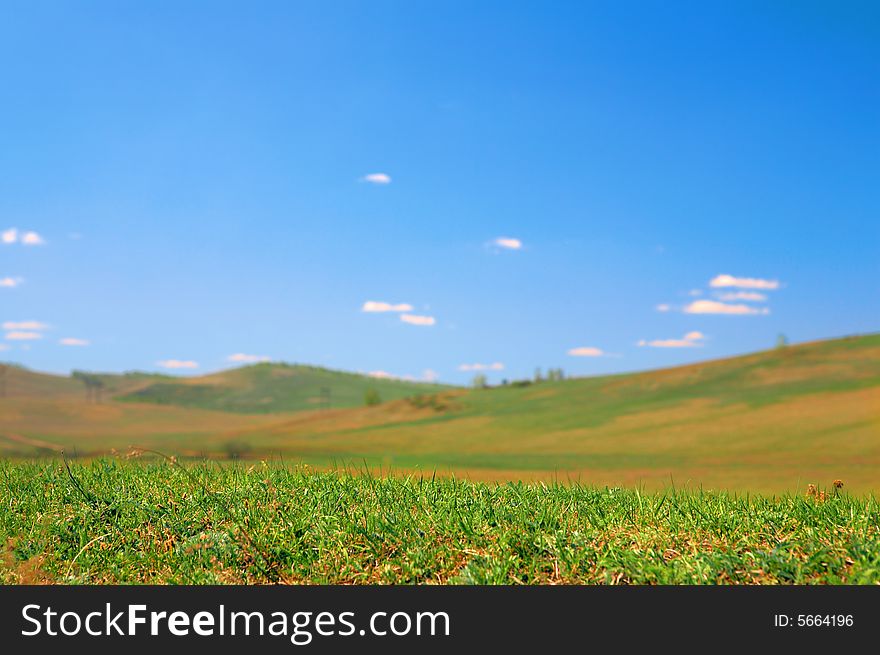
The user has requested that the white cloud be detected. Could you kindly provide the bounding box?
[157,359,199,369]
[638,339,696,348]
[400,314,435,326]
[363,173,391,184]
[684,300,769,315]
[367,370,394,379]
[492,237,523,250]
[368,368,440,382]
[6,331,42,340]
[0,344,8,351]
[638,331,706,348]
[21,231,45,245]
[227,353,271,363]
[688,289,703,297]
[2,321,48,331]
[709,274,780,290]
[715,291,768,302]
[458,362,504,372]
[362,301,414,313]
[655,304,671,312]
[2,229,45,245]
[59,337,89,346]
[0,277,22,288]
[567,346,604,357]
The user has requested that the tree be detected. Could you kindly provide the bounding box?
[93,378,105,403]
[472,374,488,389]
[534,367,543,383]
[320,386,332,411]
[546,368,565,382]
[364,388,382,406]
[72,370,104,403]
[776,333,789,349]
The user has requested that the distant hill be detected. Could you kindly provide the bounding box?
[225,333,880,491]
[0,361,450,414]
[114,363,451,413]
[2,334,879,491]
[0,364,166,400]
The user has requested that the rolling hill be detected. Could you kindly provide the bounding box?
[0,362,450,411]
[218,333,880,490]
[1,334,878,491]
[114,362,451,413]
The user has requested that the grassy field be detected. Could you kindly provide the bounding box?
[2,333,878,492]
[227,333,880,491]
[2,459,878,585]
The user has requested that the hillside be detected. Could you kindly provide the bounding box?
[0,365,176,400]
[225,333,880,491]
[1,334,879,491]
[0,362,450,413]
[115,363,452,413]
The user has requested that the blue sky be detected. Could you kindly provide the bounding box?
[0,1,877,383]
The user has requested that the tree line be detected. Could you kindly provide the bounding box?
[472,366,565,389]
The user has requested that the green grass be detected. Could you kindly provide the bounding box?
[3,459,879,584]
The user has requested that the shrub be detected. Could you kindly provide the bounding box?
[364,388,382,406]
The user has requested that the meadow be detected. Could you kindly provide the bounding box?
[2,333,878,492]
[2,459,877,585]
[2,334,879,585]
